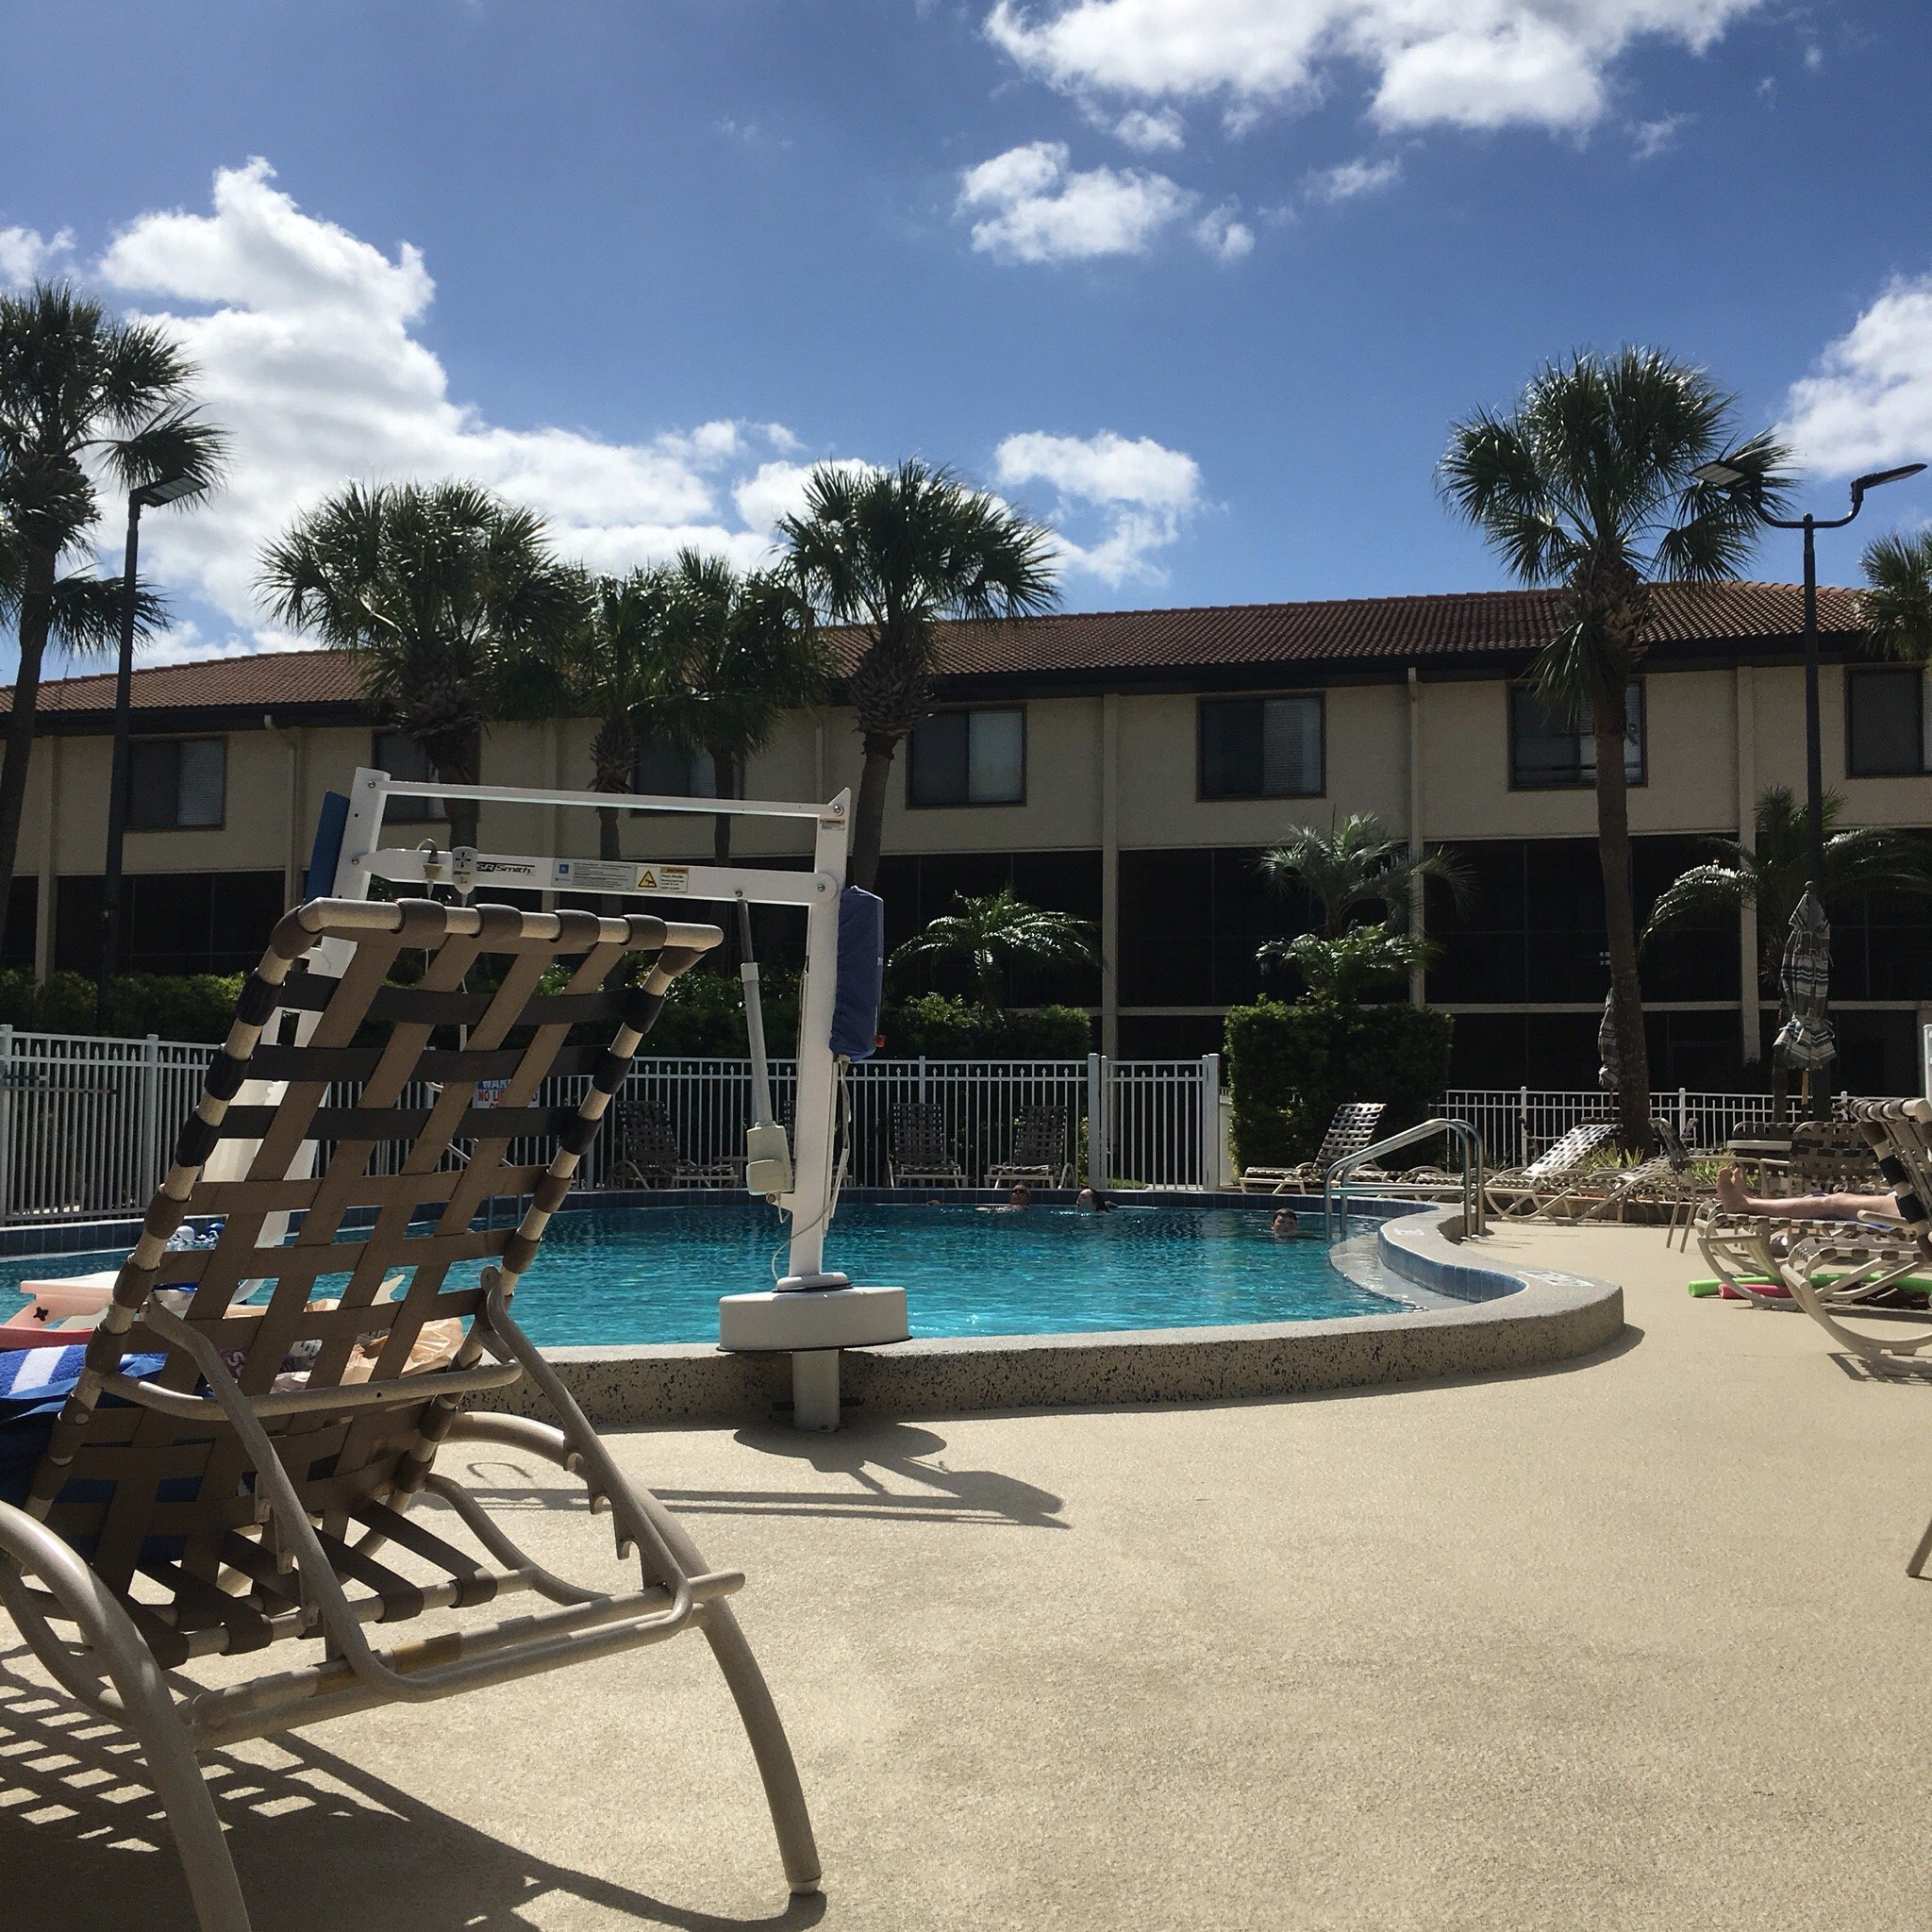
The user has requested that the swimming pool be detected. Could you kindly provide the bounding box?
[0,1203,1407,1347]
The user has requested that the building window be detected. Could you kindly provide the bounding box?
[127,739,225,830]
[1197,696,1324,800]
[907,708,1024,808]
[1508,684,1645,790]
[634,738,717,797]
[1846,666,1931,776]
[373,730,441,822]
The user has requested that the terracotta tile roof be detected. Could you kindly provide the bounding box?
[4,581,1867,721]
[830,580,1868,678]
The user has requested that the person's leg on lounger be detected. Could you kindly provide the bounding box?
[1713,1165,1901,1224]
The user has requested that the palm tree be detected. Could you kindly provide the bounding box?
[1440,348,1790,1149]
[658,549,829,866]
[548,565,677,861]
[778,459,1058,891]
[1642,785,1932,1116]
[0,283,224,957]
[1258,924,1434,1003]
[890,887,1095,1010]
[1256,812,1473,941]
[1860,529,1932,664]
[259,481,577,851]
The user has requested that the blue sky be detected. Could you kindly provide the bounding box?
[5,0,1931,667]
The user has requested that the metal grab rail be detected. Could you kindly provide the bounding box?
[1324,1118,1486,1241]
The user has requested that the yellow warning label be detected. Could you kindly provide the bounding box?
[636,865,690,894]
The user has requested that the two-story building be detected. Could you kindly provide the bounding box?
[5,579,1928,1091]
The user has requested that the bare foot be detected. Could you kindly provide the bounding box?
[1713,1165,1750,1214]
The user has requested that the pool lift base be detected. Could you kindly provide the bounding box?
[719,1280,910,1431]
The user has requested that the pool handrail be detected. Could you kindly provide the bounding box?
[1324,1120,1485,1241]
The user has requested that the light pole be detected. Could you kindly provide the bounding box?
[1692,457,1924,1105]
[97,474,202,1027]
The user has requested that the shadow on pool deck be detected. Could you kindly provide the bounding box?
[0,1652,823,1932]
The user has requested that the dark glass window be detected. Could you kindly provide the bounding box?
[634,738,717,797]
[1197,696,1323,799]
[1117,846,1316,1008]
[126,739,225,830]
[373,730,440,822]
[56,871,286,976]
[1846,666,1928,776]
[1508,684,1644,790]
[907,709,1024,808]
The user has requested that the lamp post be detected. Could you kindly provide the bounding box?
[96,474,202,1027]
[1691,457,1925,1106]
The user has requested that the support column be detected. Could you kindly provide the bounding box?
[34,737,58,981]
[1407,666,1425,1008]
[1735,666,1759,1067]
[1100,693,1120,1058]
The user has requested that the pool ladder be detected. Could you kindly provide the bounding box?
[1323,1119,1486,1242]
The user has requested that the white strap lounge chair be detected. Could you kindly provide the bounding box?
[0,897,820,1931]
[1240,1102,1386,1194]
[1483,1121,1619,1220]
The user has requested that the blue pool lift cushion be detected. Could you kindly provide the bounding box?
[306,789,352,900]
[831,888,885,1061]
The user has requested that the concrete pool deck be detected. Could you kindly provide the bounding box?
[5,1221,1931,1929]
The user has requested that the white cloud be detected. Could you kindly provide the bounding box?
[1194,202,1255,262]
[1779,275,1932,477]
[1307,155,1402,203]
[994,429,1203,584]
[1112,106,1186,152]
[1630,113,1687,158]
[80,159,857,641]
[984,1,1766,136]
[0,225,74,287]
[730,457,879,535]
[958,141,1194,263]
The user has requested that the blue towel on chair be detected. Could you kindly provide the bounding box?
[0,1343,169,1507]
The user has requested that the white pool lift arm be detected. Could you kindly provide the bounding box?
[318,767,905,1428]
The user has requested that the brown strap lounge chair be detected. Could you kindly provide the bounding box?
[888,1100,965,1187]
[1239,1101,1385,1194]
[606,1100,741,1188]
[987,1104,1072,1189]
[0,897,819,1930]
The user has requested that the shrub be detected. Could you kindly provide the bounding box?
[878,995,1091,1058]
[1224,997,1454,1169]
[0,970,245,1041]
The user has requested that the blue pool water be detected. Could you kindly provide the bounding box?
[0,1204,1407,1346]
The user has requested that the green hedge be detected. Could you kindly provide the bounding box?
[0,970,247,1041]
[878,994,1091,1058]
[1224,997,1454,1169]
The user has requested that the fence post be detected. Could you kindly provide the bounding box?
[917,1056,927,1103]
[0,1024,11,1224]
[140,1033,162,1199]
[1086,1051,1107,1190]
[1197,1053,1221,1191]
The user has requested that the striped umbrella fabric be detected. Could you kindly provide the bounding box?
[1597,990,1621,1093]
[1774,886,1837,1073]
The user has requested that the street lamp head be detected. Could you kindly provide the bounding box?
[1690,460,1749,491]
[1849,461,1927,501]
[131,474,202,509]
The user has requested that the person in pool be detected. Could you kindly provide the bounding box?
[1713,1165,1902,1225]
[1074,1187,1113,1212]
[1271,1208,1312,1239]
[981,1182,1034,1212]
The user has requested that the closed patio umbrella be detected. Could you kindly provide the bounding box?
[1774,887,1836,1093]
[1596,989,1620,1094]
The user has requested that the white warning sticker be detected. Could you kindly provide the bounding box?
[559,858,642,892]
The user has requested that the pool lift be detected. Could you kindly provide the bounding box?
[303,765,907,1430]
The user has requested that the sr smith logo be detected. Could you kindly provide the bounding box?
[471,858,541,880]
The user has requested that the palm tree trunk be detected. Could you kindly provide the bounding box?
[597,805,621,863]
[1593,700,1651,1153]
[710,747,737,869]
[0,549,56,964]
[428,726,482,853]
[850,730,897,893]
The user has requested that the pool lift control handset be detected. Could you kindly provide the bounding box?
[738,903,792,1201]
[315,767,908,1431]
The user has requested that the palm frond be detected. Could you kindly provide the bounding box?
[1860,529,1932,666]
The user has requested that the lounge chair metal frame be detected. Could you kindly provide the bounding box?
[0,897,819,1930]
[1483,1120,1619,1220]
